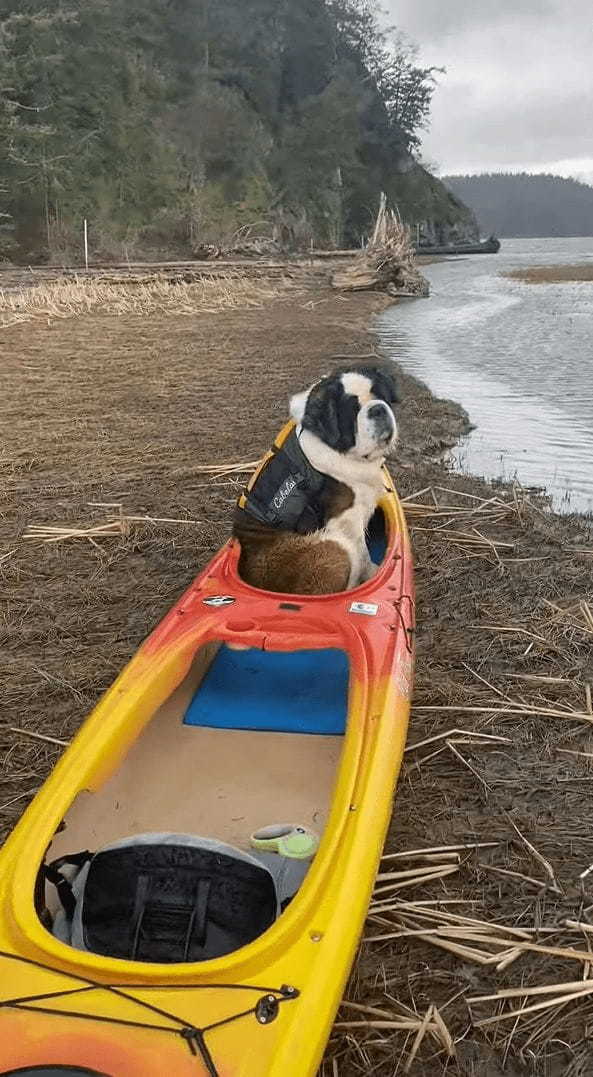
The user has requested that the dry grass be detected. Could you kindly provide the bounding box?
[324,475,593,1075]
[0,272,287,328]
[2,280,593,1073]
[22,508,206,546]
[505,264,593,284]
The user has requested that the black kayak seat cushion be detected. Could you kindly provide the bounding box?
[78,841,277,963]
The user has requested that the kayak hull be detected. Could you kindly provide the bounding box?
[0,463,414,1076]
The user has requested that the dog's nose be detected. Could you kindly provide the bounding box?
[368,401,395,444]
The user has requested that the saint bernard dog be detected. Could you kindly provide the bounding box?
[233,366,398,594]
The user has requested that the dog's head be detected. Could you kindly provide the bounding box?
[290,366,399,461]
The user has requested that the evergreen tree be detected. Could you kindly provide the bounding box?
[0,0,459,260]
[444,172,593,237]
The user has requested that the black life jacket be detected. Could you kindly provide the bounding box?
[237,423,330,535]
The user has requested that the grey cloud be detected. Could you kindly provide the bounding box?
[385,0,556,46]
[383,1,593,179]
[428,84,593,168]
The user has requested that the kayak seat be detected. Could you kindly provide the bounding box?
[46,833,311,962]
[184,646,348,735]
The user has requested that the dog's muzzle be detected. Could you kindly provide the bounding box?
[367,402,396,445]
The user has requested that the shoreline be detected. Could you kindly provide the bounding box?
[2,281,593,1073]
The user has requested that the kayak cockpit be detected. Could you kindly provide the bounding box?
[26,505,394,965]
[39,640,348,962]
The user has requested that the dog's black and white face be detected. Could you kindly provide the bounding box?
[290,367,398,462]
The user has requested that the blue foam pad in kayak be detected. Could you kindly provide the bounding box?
[367,508,387,564]
[184,646,348,735]
[367,532,386,565]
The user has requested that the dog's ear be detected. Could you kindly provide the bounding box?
[358,365,399,406]
[301,376,359,452]
[305,379,341,448]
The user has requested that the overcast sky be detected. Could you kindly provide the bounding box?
[384,1,593,183]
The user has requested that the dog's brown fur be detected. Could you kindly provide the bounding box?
[234,478,353,593]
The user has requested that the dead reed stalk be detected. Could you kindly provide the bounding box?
[0,273,285,329]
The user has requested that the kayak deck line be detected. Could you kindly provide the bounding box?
[0,947,299,1073]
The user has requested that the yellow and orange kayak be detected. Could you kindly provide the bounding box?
[0,441,414,1076]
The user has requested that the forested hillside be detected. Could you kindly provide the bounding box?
[443,172,593,238]
[0,0,478,263]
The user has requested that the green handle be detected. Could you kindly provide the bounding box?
[250,824,319,860]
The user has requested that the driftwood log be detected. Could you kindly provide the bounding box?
[332,194,429,297]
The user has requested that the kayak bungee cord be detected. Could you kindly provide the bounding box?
[0,950,299,1075]
[390,594,415,653]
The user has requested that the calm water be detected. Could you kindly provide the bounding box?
[378,238,593,514]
